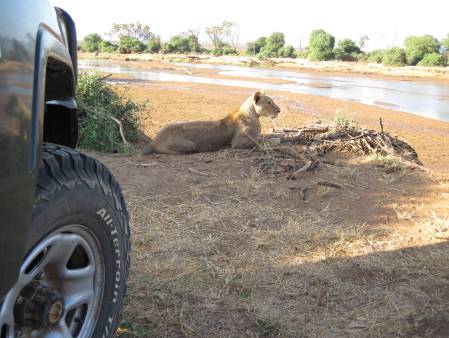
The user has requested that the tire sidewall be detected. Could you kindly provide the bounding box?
[29,184,129,338]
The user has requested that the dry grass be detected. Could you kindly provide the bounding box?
[101,145,449,338]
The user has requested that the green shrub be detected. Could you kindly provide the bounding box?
[147,36,161,53]
[296,49,310,59]
[368,50,385,63]
[334,39,361,61]
[119,36,145,54]
[353,52,367,62]
[82,33,103,52]
[308,49,334,61]
[404,35,440,65]
[417,53,447,67]
[278,45,296,58]
[99,41,118,53]
[222,44,237,55]
[76,73,142,152]
[246,36,267,55]
[258,44,278,58]
[167,35,191,53]
[382,47,407,66]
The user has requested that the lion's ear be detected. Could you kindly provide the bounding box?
[253,91,262,104]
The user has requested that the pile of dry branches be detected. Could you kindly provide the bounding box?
[253,119,422,177]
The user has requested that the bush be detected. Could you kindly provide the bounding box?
[99,41,118,53]
[296,49,310,59]
[334,39,361,61]
[308,49,334,61]
[368,50,385,63]
[278,45,296,58]
[353,52,367,62]
[76,73,141,152]
[82,33,103,52]
[382,47,407,67]
[258,44,278,58]
[167,35,191,53]
[417,53,447,67]
[147,36,161,53]
[404,35,440,65]
[308,29,335,61]
[222,44,237,55]
[246,36,267,55]
[119,36,145,54]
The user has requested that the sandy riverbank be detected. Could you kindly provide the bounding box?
[79,52,449,84]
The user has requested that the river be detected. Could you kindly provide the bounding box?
[79,59,449,122]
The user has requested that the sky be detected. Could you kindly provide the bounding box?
[51,0,448,51]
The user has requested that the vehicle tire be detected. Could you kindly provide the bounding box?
[3,143,130,337]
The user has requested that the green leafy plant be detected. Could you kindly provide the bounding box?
[76,73,142,152]
[368,49,385,63]
[382,47,407,67]
[278,45,296,58]
[334,39,361,61]
[99,40,118,53]
[404,35,440,65]
[417,52,447,67]
[308,29,335,61]
[82,33,103,52]
[119,36,145,54]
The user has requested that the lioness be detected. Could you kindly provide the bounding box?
[143,91,281,155]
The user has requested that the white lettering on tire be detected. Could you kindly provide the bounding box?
[97,208,122,337]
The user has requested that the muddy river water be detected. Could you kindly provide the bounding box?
[79,59,449,122]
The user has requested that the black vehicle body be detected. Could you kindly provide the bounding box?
[0,0,78,300]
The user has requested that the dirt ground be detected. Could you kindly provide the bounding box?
[86,75,449,337]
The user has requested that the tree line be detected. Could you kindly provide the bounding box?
[81,23,449,67]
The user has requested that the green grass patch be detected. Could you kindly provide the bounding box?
[77,72,143,152]
[333,107,356,129]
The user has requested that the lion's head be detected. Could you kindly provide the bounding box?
[252,91,281,118]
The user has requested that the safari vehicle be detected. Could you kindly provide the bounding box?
[0,1,130,337]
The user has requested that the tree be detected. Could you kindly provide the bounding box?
[167,35,191,53]
[442,34,449,56]
[111,22,152,42]
[222,21,240,52]
[119,36,144,54]
[359,35,369,50]
[246,36,267,55]
[82,33,103,52]
[258,32,285,58]
[334,39,361,61]
[404,35,440,65]
[187,27,201,53]
[308,29,335,61]
[205,25,224,50]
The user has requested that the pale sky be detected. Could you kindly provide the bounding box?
[51,0,448,51]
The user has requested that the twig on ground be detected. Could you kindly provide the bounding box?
[315,180,343,189]
[291,161,313,178]
[188,168,210,177]
[127,160,161,167]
